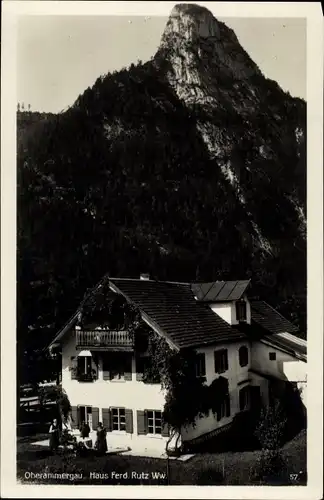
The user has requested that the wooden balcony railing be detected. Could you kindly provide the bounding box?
[76,329,135,350]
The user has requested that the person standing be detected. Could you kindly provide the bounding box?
[95,422,107,455]
[49,418,60,454]
[80,420,90,439]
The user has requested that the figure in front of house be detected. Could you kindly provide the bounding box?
[80,420,90,439]
[49,418,60,454]
[95,422,107,455]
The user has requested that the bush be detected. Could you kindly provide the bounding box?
[249,449,290,485]
[254,400,287,449]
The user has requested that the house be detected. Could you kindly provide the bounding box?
[48,274,307,454]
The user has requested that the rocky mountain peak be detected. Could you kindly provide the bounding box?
[164,3,225,41]
[158,3,262,106]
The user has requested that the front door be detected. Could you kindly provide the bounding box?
[78,406,93,430]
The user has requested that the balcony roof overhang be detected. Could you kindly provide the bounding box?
[77,350,92,357]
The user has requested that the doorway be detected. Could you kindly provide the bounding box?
[79,406,93,430]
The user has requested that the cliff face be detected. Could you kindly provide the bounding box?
[156,4,306,247]
[17,4,306,345]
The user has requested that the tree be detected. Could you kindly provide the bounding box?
[39,384,72,426]
[250,400,289,484]
[254,400,287,450]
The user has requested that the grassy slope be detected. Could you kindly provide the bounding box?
[17,430,306,485]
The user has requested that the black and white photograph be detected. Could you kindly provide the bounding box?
[1,1,323,498]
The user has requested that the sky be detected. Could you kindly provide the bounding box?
[17,14,306,113]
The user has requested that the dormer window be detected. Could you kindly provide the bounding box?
[236,299,247,322]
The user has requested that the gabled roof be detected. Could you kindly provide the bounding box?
[261,332,306,361]
[191,280,250,302]
[48,276,305,359]
[47,273,110,349]
[109,278,247,349]
[250,300,299,335]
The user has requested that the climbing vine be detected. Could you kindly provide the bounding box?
[143,330,229,436]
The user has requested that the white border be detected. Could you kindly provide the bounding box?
[1,2,323,499]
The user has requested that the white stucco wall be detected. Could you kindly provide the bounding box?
[283,360,307,382]
[209,295,251,325]
[283,360,307,409]
[251,340,307,381]
[182,340,252,441]
[62,331,256,448]
[62,330,168,452]
[61,326,306,450]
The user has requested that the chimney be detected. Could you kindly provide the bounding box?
[140,273,150,281]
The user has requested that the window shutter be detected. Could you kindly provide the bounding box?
[137,410,147,435]
[77,356,84,376]
[102,408,112,432]
[125,409,133,434]
[225,350,229,371]
[71,406,79,428]
[92,407,99,430]
[71,356,77,380]
[214,351,220,373]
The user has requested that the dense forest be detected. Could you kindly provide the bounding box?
[17,5,306,385]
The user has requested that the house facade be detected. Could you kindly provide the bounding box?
[49,275,307,454]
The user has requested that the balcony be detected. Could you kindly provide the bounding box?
[76,329,135,351]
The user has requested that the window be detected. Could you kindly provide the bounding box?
[239,386,250,411]
[111,408,126,431]
[103,353,132,380]
[217,396,231,421]
[214,349,228,374]
[236,300,247,322]
[195,353,206,378]
[147,410,162,435]
[239,346,249,367]
[77,356,93,380]
[269,352,276,361]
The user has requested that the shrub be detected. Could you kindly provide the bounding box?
[249,449,290,485]
[254,400,287,450]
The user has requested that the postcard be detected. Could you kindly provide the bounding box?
[1,1,323,498]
